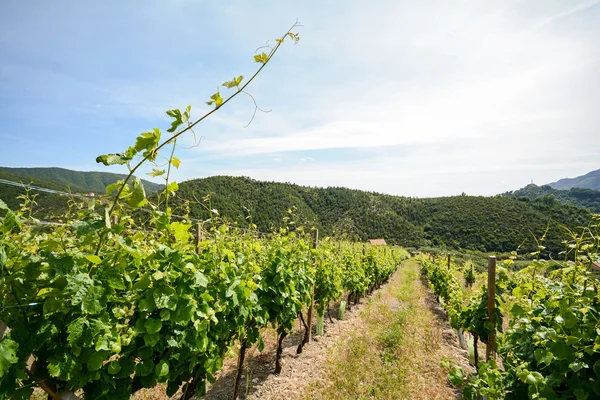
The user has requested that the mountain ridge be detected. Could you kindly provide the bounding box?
[549,168,600,191]
[0,166,164,194]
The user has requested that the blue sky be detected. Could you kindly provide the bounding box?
[1,0,599,197]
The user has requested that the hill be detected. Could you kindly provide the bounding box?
[170,176,592,256]
[0,168,81,218]
[503,183,600,213]
[0,166,164,194]
[549,168,600,191]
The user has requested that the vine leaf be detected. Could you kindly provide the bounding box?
[0,338,19,377]
[254,52,268,64]
[148,169,166,177]
[206,90,223,108]
[171,157,181,169]
[96,153,130,166]
[128,178,147,208]
[223,76,244,89]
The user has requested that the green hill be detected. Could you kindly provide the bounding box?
[549,168,600,191]
[170,176,591,256]
[0,167,164,194]
[503,184,600,213]
[0,168,80,218]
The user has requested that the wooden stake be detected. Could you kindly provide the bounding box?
[447,254,451,268]
[486,256,497,361]
[306,229,319,344]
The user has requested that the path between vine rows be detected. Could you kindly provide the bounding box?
[197,259,472,400]
[133,259,471,400]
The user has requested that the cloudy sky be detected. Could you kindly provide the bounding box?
[1,0,599,197]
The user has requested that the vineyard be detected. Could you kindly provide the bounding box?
[418,220,600,400]
[1,18,600,400]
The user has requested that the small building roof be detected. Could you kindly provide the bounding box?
[368,239,387,246]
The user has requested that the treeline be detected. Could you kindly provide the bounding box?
[170,176,592,256]
[503,183,600,213]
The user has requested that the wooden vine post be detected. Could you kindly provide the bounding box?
[447,253,451,268]
[486,255,497,361]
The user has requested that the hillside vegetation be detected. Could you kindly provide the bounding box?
[171,176,591,256]
[503,183,600,213]
[0,168,80,218]
[0,166,164,194]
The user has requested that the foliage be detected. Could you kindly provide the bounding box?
[0,167,164,195]
[0,22,412,398]
[504,183,600,213]
[421,216,600,399]
[166,176,591,257]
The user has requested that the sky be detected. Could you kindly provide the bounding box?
[1,0,599,197]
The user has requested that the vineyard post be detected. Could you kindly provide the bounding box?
[447,253,451,268]
[486,255,496,361]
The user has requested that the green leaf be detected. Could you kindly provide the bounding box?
[127,177,147,208]
[148,169,166,177]
[96,153,131,166]
[126,128,161,160]
[171,157,181,169]
[194,271,208,288]
[145,318,162,335]
[108,361,121,375]
[0,338,19,377]
[87,352,105,371]
[169,221,191,243]
[160,309,171,321]
[206,90,223,107]
[85,255,102,265]
[66,273,93,306]
[153,286,177,310]
[67,318,86,346]
[222,75,244,89]
[166,109,183,133]
[155,359,169,380]
[136,360,154,377]
[105,181,121,195]
[574,388,589,400]
[254,52,268,63]
[569,361,587,372]
[83,285,106,315]
[166,181,179,194]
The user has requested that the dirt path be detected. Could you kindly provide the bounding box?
[199,259,472,400]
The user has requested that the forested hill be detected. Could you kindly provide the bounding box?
[0,166,164,194]
[503,184,600,213]
[549,168,600,191]
[172,176,592,255]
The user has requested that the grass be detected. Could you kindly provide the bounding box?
[305,260,458,400]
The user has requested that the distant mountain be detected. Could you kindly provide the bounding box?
[168,176,592,256]
[504,184,600,214]
[549,169,600,191]
[0,167,164,194]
